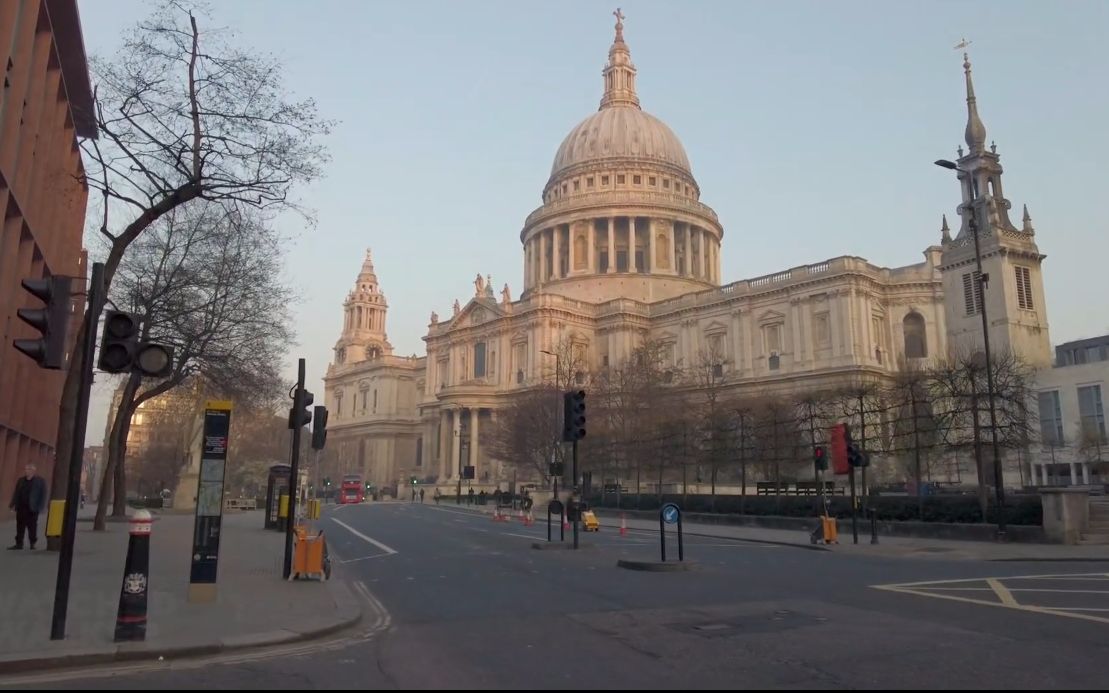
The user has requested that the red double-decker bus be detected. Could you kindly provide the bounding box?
[339,474,365,504]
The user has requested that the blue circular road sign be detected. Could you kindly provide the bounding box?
[662,503,680,525]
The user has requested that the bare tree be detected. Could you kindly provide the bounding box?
[833,379,889,501]
[485,386,563,484]
[885,358,940,517]
[792,389,838,510]
[125,385,201,501]
[930,349,1037,518]
[95,204,293,528]
[52,0,332,503]
[686,342,731,510]
[749,394,805,511]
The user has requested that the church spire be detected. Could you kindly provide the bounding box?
[599,8,640,110]
[1022,204,1035,234]
[359,247,378,281]
[940,214,952,243]
[961,45,987,153]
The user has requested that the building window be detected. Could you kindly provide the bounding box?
[663,179,670,189]
[360,390,367,411]
[599,251,609,272]
[1038,391,1064,447]
[513,342,527,382]
[415,438,423,467]
[587,177,594,188]
[633,175,642,185]
[903,312,927,358]
[474,342,487,378]
[763,324,782,354]
[562,183,567,195]
[962,271,982,316]
[649,176,656,186]
[573,180,580,192]
[768,354,780,370]
[336,395,342,417]
[617,174,625,185]
[602,175,609,186]
[372,389,378,413]
[706,333,725,363]
[634,249,645,271]
[1015,266,1034,310]
[1078,384,1106,442]
[616,249,628,272]
[813,312,831,349]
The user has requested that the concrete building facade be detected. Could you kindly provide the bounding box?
[0,0,94,517]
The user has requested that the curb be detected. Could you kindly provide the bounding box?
[0,582,364,676]
[617,559,698,572]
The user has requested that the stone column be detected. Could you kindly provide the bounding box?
[607,217,616,273]
[1040,462,1049,486]
[587,221,595,274]
[669,221,677,273]
[684,224,692,277]
[451,409,461,480]
[470,407,480,480]
[648,219,656,274]
[630,217,639,272]
[539,231,548,283]
[1083,462,1091,485]
[1069,461,1077,486]
[439,410,450,481]
[567,222,575,274]
[523,240,531,288]
[552,227,561,279]
[699,228,708,279]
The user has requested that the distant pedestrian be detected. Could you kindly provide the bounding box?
[468,487,475,505]
[434,489,441,505]
[419,488,425,503]
[8,464,47,550]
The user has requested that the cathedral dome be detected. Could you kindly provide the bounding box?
[549,106,691,181]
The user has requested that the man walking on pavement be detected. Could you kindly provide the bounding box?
[8,463,47,550]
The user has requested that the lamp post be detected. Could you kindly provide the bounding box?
[935,158,1006,538]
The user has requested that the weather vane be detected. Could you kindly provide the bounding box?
[954,37,972,51]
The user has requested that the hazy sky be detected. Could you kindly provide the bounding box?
[77,0,1109,440]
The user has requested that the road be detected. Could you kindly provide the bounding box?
[8,501,1109,689]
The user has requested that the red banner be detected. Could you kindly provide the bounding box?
[829,423,849,475]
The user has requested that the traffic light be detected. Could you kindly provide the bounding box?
[288,388,314,429]
[562,390,586,442]
[548,461,564,477]
[310,405,328,450]
[96,310,174,376]
[411,477,418,486]
[13,276,72,369]
[323,477,331,487]
[813,445,828,471]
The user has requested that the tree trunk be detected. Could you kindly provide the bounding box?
[93,450,113,531]
[97,372,141,527]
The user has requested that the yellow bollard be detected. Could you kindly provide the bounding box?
[46,500,66,538]
[278,494,289,519]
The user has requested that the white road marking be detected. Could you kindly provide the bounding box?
[330,517,398,556]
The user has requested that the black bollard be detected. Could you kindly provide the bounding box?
[114,510,153,642]
[870,507,879,545]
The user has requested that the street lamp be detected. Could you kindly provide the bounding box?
[935,158,1006,538]
[540,349,561,390]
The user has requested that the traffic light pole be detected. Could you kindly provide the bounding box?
[572,439,579,550]
[51,263,103,640]
[283,358,306,580]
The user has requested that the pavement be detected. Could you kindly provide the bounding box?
[5,499,1109,689]
[0,508,360,674]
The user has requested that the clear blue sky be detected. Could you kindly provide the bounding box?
[78,0,1109,439]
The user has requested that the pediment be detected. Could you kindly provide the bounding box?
[758,309,786,324]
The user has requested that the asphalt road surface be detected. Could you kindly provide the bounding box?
[9,501,1109,690]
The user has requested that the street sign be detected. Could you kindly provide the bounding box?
[662,503,680,525]
[189,400,232,603]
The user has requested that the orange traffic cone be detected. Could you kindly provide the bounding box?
[619,513,628,537]
[524,511,534,527]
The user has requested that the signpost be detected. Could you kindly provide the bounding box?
[188,400,233,603]
[659,503,684,562]
[547,499,563,542]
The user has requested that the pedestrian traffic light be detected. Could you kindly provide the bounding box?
[411,477,418,486]
[310,405,328,450]
[96,310,175,376]
[562,390,586,442]
[13,276,72,369]
[288,388,314,429]
[813,445,828,471]
[549,461,564,477]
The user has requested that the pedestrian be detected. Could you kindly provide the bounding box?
[468,487,475,505]
[419,488,425,503]
[8,463,48,550]
[434,488,441,505]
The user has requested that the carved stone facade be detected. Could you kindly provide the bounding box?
[324,16,1052,493]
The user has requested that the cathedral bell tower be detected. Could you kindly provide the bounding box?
[334,249,393,364]
[938,50,1051,368]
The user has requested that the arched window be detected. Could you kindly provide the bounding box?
[574,234,587,270]
[656,233,670,268]
[903,312,927,359]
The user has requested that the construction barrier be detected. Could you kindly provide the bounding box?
[290,525,329,581]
